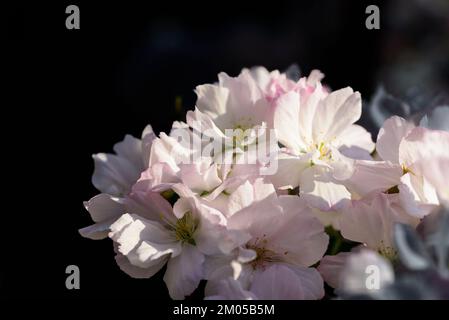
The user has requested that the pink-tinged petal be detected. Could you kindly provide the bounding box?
[286,266,325,300]
[200,192,230,217]
[132,163,179,193]
[250,265,305,299]
[148,137,179,173]
[339,147,372,161]
[228,190,329,268]
[398,173,439,218]
[186,108,229,142]
[204,259,256,299]
[339,194,419,251]
[113,134,145,171]
[317,252,353,288]
[339,249,394,295]
[225,163,261,181]
[227,194,283,239]
[194,84,233,129]
[170,120,189,132]
[172,196,228,255]
[312,88,361,143]
[346,160,403,197]
[268,152,307,190]
[251,178,278,201]
[193,204,229,255]
[328,147,355,180]
[125,190,175,222]
[220,182,256,217]
[376,116,415,163]
[92,131,148,196]
[198,200,229,227]
[299,166,351,212]
[201,163,259,205]
[269,196,329,267]
[218,229,253,255]
[273,91,303,151]
[141,124,156,168]
[306,70,325,87]
[109,214,181,269]
[249,66,274,90]
[79,219,116,240]
[253,66,300,103]
[418,157,449,206]
[399,127,449,167]
[203,255,235,281]
[79,193,125,239]
[205,277,256,300]
[163,244,205,300]
[204,254,253,284]
[337,124,375,159]
[179,160,222,194]
[339,196,387,249]
[311,208,342,229]
[172,197,193,220]
[218,70,269,125]
[149,133,189,170]
[113,244,166,279]
[252,67,298,105]
[298,82,325,145]
[223,179,278,217]
[171,183,196,198]
[196,221,228,256]
[250,265,324,300]
[83,193,124,223]
[92,152,142,196]
[237,247,258,263]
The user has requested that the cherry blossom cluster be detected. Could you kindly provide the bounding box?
[80,67,449,299]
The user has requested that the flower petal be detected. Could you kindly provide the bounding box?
[317,251,353,288]
[376,116,415,163]
[195,84,232,129]
[337,124,375,159]
[269,196,329,267]
[268,152,307,190]
[299,166,351,212]
[346,160,403,197]
[312,88,361,143]
[398,173,439,218]
[163,244,205,300]
[109,214,181,269]
[83,193,124,223]
[250,264,324,300]
[273,91,303,151]
[399,127,449,167]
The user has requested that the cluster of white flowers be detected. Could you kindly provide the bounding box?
[80,67,449,300]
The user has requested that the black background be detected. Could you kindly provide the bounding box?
[4,0,448,301]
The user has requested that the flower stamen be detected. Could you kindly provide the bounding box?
[171,212,199,246]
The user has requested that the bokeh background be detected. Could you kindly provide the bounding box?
[5,0,448,299]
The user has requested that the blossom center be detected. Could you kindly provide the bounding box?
[246,235,285,270]
[378,242,398,262]
[304,141,333,162]
[401,164,414,175]
[174,212,198,246]
[232,124,253,147]
[317,142,332,160]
